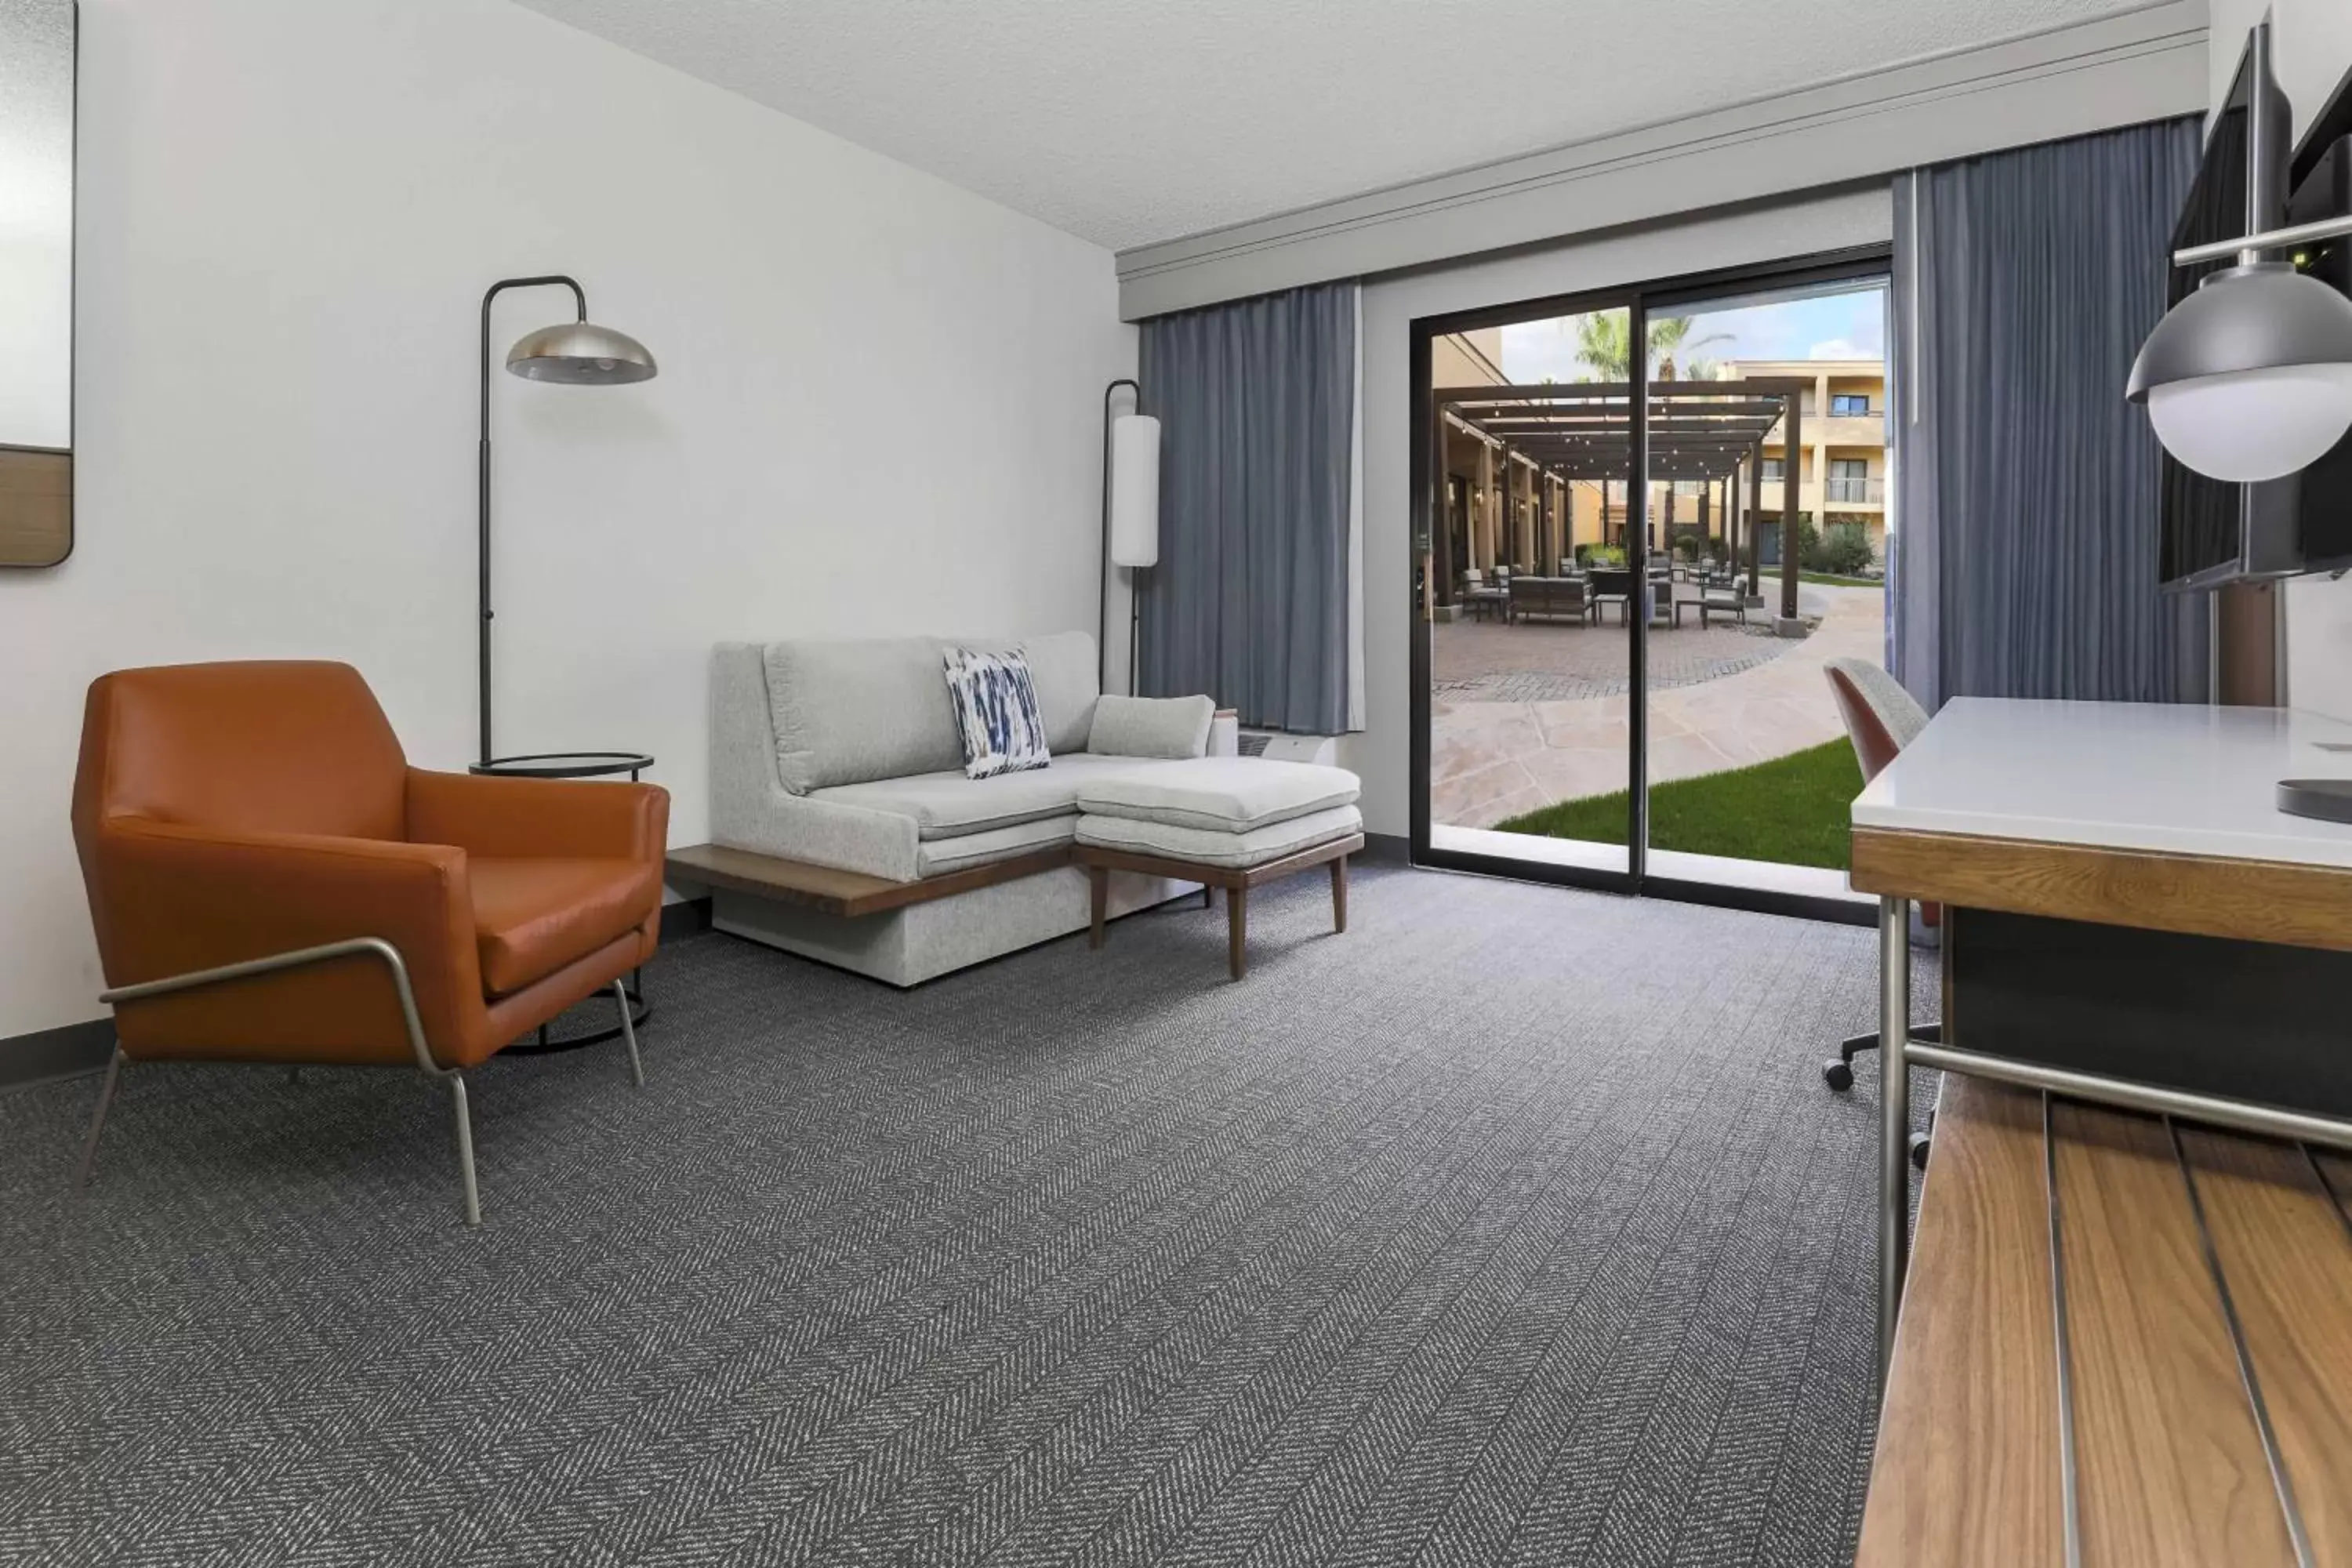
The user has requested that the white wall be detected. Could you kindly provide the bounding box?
[1345,187,1896,837]
[0,0,1132,1040]
[2208,2,2352,716]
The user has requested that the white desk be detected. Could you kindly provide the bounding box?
[1855,697,2352,866]
[1847,697,2352,1385]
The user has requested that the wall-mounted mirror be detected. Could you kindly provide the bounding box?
[0,0,74,568]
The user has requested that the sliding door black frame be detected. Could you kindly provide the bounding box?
[1408,242,1893,928]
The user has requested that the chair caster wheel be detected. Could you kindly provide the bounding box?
[1910,1132,1931,1171]
[1824,1059,1854,1092]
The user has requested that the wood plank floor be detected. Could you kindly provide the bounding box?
[1859,1080,2352,1566]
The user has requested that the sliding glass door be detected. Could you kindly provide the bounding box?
[1419,299,1646,882]
[1412,252,1893,919]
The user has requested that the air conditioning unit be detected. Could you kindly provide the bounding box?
[1240,728,1341,766]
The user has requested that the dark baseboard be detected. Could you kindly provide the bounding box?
[1357,832,1412,867]
[661,896,713,940]
[0,1015,114,1091]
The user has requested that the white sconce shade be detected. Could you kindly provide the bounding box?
[1109,413,1161,568]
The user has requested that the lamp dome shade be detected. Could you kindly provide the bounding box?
[1109,413,1161,568]
[505,321,659,385]
[2127,264,2352,482]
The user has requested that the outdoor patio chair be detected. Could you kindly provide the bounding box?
[1668,578,1708,627]
[1698,579,1748,628]
[1459,569,1505,622]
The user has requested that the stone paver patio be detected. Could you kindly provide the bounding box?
[1432,613,1788,704]
[1430,585,1886,829]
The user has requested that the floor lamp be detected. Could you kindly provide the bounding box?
[477,274,659,773]
[1101,379,1160,694]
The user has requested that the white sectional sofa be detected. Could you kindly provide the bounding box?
[706,631,1229,985]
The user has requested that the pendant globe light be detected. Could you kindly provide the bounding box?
[2128,257,2352,482]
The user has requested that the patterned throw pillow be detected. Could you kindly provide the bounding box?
[942,647,1052,779]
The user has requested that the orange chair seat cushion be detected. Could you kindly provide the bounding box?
[469,857,661,996]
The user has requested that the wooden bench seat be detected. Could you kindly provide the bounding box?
[665,841,1071,919]
[1860,1076,2352,1566]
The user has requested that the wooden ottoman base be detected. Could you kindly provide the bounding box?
[1077,833,1364,980]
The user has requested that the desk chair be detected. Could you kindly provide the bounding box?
[70,661,669,1224]
[1824,657,1939,1165]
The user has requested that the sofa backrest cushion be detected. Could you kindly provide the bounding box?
[764,637,966,794]
[761,630,1102,793]
[1087,693,1214,760]
[1014,631,1098,757]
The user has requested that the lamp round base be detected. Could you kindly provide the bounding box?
[2278,778,2352,823]
[510,985,650,1056]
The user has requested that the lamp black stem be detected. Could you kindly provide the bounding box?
[1101,378,1141,694]
[479,276,590,767]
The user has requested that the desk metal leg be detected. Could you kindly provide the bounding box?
[1878,895,1911,1391]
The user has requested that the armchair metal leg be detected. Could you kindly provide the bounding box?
[449,1075,481,1227]
[612,979,644,1090]
[78,1047,125,1189]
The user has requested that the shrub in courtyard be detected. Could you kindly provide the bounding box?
[1672,533,1700,563]
[1817,523,1874,575]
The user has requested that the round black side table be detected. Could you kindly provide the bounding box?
[471,750,658,1054]
[470,751,655,782]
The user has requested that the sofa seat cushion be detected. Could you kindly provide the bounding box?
[915,814,1077,877]
[813,753,1176,841]
[1075,757,1361,834]
[470,856,661,996]
[1075,804,1363,869]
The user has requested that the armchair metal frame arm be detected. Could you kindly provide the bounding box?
[100,936,441,1074]
[80,936,641,1227]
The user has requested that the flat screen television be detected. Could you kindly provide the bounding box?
[2158,42,2352,590]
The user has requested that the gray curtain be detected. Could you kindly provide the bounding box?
[1889,117,2209,709]
[1138,281,1358,734]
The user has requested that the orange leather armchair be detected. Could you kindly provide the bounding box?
[71,661,670,1223]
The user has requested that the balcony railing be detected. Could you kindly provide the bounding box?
[1825,477,1885,505]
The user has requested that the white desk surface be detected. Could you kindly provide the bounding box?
[1853,697,2352,869]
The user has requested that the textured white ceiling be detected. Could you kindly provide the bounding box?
[512,0,2157,252]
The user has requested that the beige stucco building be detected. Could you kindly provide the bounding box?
[1730,358,1891,558]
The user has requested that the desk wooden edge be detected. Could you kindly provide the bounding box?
[1849,825,2352,953]
[666,842,1073,918]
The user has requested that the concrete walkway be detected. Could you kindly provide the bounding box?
[1430,586,1886,829]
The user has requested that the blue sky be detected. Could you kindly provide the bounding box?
[1501,283,1887,383]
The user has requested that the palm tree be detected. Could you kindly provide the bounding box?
[1647,315,1731,382]
[1572,313,1633,383]
[1564,312,1730,383]
[1564,312,1732,540]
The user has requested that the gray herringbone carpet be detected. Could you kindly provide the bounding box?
[0,866,1921,1566]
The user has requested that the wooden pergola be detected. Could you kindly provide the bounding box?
[1430,378,1810,623]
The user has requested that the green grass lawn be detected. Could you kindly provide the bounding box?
[1493,738,1864,870]
[1798,572,1885,588]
